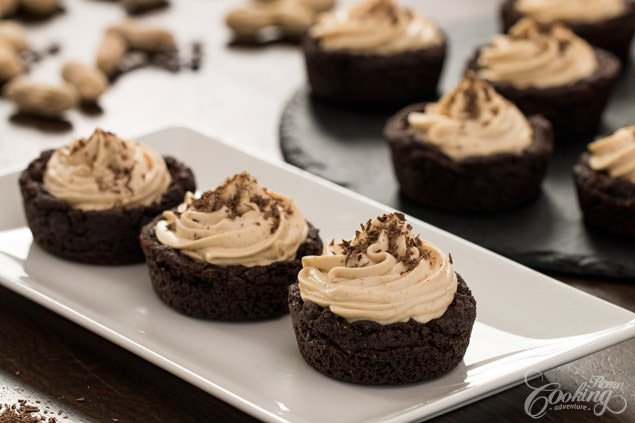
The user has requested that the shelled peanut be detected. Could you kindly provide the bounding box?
[0,40,23,82]
[95,20,176,76]
[61,62,109,102]
[0,21,28,83]
[96,30,127,76]
[108,20,176,52]
[3,78,78,116]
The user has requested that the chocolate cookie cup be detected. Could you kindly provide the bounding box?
[303,36,446,106]
[501,0,635,62]
[140,172,323,320]
[573,127,635,238]
[384,77,554,212]
[468,19,621,140]
[141,217,322,320]
[467,49,619,140]
[290,213,476,384]
[19,130,195,265]
[303,0,446,106]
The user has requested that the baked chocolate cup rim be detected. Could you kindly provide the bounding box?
[302,31,447,61]
[466,46,621,97]
[383,102,554,167]
[141,213,321,276]
[574,152,635,201]
[289,272,476,348]
[23,149,194,217]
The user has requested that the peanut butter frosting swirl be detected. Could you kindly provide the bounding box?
[516,0,626,24]
[298,213,457,325]
[588,126,635,183]
[477,18,597,89]
[310,0,443,55]
[407,75,532,160]
[43,129,171,211]
[155,172,309,267]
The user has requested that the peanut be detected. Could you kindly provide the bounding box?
[0,21,29,52]
[0,0,18,18]
[225,0,333,39]
[276,1,314,35]
[96,30,127,76]
[108,20,176,52]
[3,78,79,116]
[19,0,59,15]
[61,62,109,102]
[226,3,278,37]
[0,40,23,82]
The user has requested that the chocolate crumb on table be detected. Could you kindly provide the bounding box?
[0,402,58,423]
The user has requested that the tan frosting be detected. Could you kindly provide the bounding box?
[588,126,635,183]
[516,0,626,24]
[310,0,442,55]
[477,18,597,89]
[155,172,309,267]
[43,129,171,211]
[298,213,457,325]
[407,75,532,160]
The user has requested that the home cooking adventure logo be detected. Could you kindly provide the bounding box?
[523,370,628,419]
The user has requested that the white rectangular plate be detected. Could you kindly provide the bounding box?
[0,127,633,423]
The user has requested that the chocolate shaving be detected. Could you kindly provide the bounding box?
[339,212,425,272]
[69,138,86,154]
[557,39,571,52]
[360,0,402,25]
[68,130,138,194]
[482,85,492,101]
[189,172,284,232]
[462,85,479,119]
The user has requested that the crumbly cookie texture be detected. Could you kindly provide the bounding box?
[96,30,127,76]
[226,0,335,39]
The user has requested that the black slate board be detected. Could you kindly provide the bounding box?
[279,17,635,279]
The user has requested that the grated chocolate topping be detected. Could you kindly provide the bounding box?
[511,19,555,40]
[338,212,427,272]
[438,73,497,120]
[356,0,404,25]
[66,129,139,193]
[510,18,577,50]
[190,172,286,232]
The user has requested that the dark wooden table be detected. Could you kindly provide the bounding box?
[0,1,633,422]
